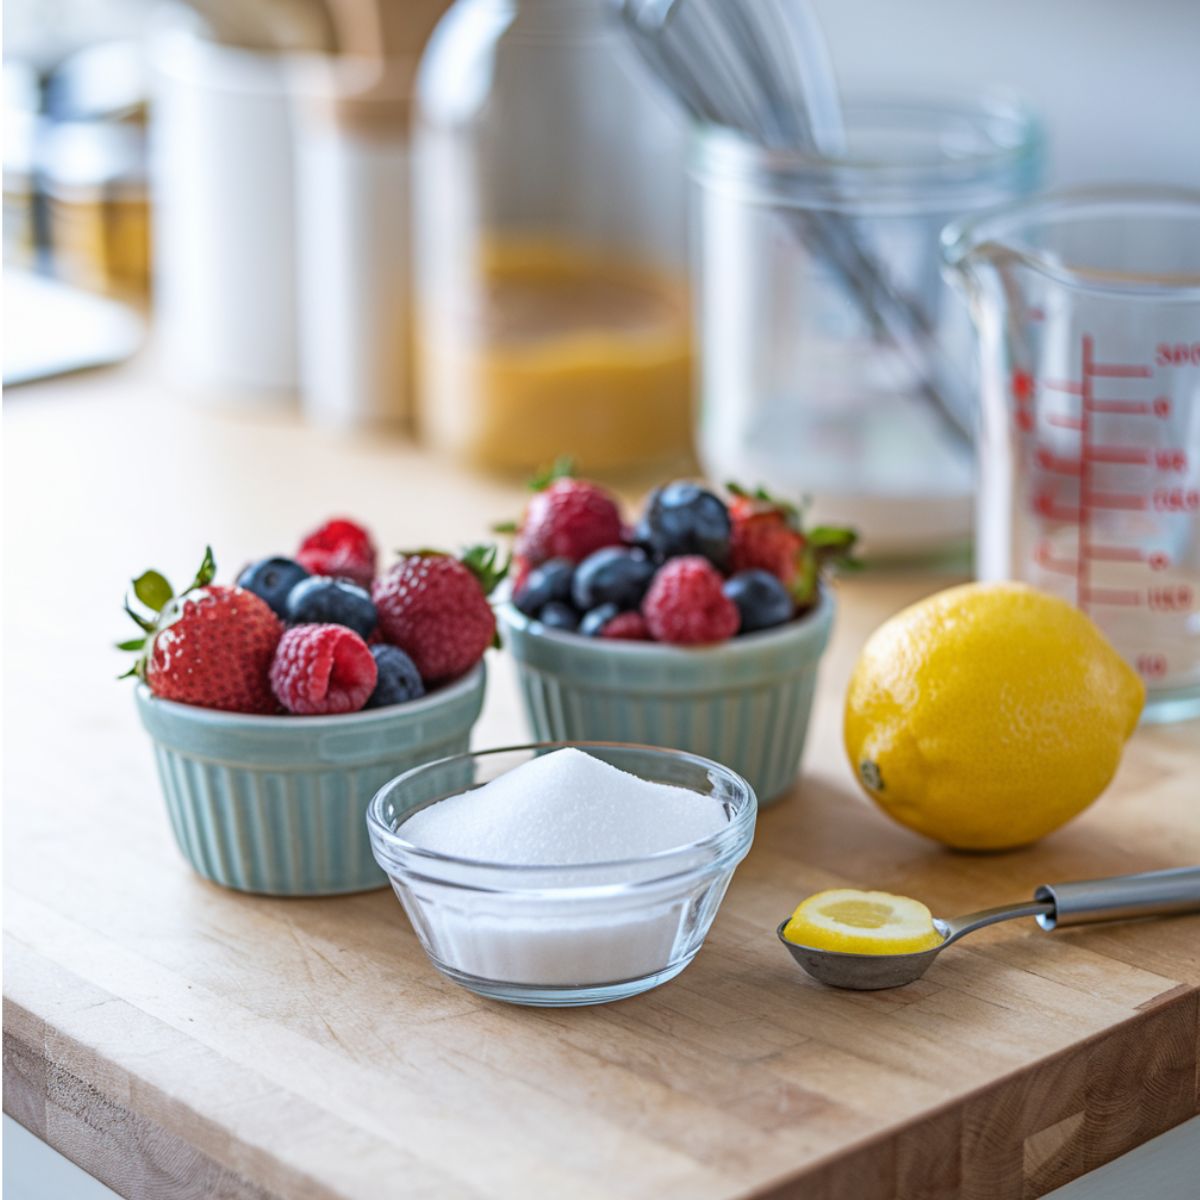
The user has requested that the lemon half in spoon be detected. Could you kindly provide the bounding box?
[782,889,943,955]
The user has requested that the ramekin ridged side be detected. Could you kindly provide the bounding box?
[498,596,833,804]
[135,663,486,895]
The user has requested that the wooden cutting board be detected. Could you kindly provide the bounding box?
[4,368,1198,1200]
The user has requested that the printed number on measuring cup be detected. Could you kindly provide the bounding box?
[1156,342,1200,366]
[1137,654,1169,679]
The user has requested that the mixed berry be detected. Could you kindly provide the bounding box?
[120,519,502,716]
[507,470,856,646]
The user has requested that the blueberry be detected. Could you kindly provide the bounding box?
[538,600,580,631]
[723,570,794,634]
[285,575,377,638]
[366,644,425,708]
[635,482,732,569]
[580,603,620,637]
[237,556,310,617]
[571,547,655,611]
[514,558,575,615]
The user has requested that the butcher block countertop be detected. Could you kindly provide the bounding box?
[4,368,1199,1200]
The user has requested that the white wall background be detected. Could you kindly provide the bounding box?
[809,0,1200,188]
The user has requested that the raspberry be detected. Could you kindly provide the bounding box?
[270,624,377,715]
[641,557,739,645]
[515,479,623,565]
[373,553,496,683]
[599,611,650,641]
[296,518,377,588]
[146,586,283,714]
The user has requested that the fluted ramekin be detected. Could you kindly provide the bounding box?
[135,663,486,896]
[497,594,834,804]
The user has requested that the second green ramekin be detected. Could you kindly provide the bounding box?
[135,663,486,896]
[498,595,834,804]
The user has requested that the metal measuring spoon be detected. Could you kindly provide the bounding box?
[777,867,1200,991]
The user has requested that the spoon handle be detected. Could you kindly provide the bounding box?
[1034,867,1200,930]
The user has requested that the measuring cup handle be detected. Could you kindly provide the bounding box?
[1034,867,1200,930]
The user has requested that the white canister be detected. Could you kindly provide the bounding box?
[150,29,298,400]
[292,57,413,430]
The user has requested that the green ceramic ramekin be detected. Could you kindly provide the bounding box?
[134,663,486,896]
[498,595,834,804]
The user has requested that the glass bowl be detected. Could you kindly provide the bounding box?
[366,743,757,1006]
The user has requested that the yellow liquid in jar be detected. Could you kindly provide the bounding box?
[418,240,694,474]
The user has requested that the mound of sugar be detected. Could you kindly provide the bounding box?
[400,747,727,864]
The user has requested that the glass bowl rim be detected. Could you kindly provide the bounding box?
[366,740,758,880]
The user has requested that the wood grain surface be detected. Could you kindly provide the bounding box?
[5,366,1199,1200]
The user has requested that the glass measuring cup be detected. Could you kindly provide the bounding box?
[944,188,1200,722]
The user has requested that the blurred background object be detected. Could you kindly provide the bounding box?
[693,96,1041,556]
[412,0,693,476]
[292,0,454,430]
[4,0,1198,460]
[808,0,1200,191]
[3,60,39,269]
[149,26,303,398]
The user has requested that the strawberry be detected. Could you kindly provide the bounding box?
[296,518,377,588]
[119,549,283,714]
[372,545,503,683]
[727,484,857,609]
[502,461,623,566]
[641,557,740,645]
[270,625,377,715]
[510,553,532,598]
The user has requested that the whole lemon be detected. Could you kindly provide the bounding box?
[844,582,1144,850]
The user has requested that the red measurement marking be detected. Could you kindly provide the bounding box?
[1047,414,1085,430]
[1012,369,1034,402]
[1091,362,1153,378]
[1086,399,1152,416]
[1033,492,1081,522]
[1036,447,1083,476]
[1156,342,1200,366]
[1149,552,1171,571]
[1076,336,1094,609]
[1035,542,1080,576]
[1148,585,1194,611]
[1042,379,1085,395]
[1082,544,1145,564]
[1155,449,1188,472]
[1027,307,1046,321]
[1153,396,1172,417]
[1083,490,1149,511]
[1081,587,1142,607]
[1153,488,1200,512]
[1089,445,1151,465]
[1137,653,1169,679]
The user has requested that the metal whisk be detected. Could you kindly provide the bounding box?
[617,0,973,447]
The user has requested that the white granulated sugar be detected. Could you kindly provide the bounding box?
[400,747,726,864]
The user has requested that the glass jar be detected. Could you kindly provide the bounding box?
[413,0,693,475]
[692,97,1042,555]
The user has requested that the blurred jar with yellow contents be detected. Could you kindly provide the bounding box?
[413,0,693,475]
